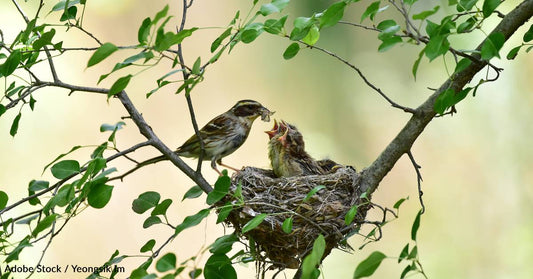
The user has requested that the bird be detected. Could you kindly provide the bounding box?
[176,99,273,175]
[267,120,325,177]
[122,100,273,177]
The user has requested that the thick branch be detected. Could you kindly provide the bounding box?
[360,0,533,194]
[116,91,213,193]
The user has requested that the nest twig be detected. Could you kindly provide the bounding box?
[221,162,371,270]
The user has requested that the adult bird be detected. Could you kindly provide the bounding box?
[123,100,273,177]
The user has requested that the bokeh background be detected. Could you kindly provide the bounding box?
[1,0,532,278]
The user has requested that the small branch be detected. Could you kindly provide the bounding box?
[116,91,213,193]
[0,141,152,215]
[407,151,425,214]
[294,39,416,113]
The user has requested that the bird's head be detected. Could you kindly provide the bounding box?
[230,100,274,123]
[277,121,305,153]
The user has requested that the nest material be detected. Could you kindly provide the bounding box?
[223,162,370,269]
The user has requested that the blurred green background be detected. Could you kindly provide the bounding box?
[1,0,532,278]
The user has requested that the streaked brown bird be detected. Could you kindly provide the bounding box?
[124,100,273,177]
[267,120,325,177]
[176,99,273,175]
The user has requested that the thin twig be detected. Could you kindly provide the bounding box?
[293,38,416,114]
[407,151,425,214]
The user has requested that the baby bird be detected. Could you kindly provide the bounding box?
[267,120,325,177]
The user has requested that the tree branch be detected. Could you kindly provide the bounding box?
[360,0,533,195]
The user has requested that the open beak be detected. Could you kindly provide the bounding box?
[265,119,279,139]
[277,124,289,147]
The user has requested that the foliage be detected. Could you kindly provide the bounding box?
[0,0,531,278]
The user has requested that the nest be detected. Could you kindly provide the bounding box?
[221,161,371,270]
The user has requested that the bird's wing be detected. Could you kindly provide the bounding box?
[176,115,234,153]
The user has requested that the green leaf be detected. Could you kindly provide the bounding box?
[151,199,172,216]
[0,191,8,210]
[259,0,290,16]
[192,57,202,75]
[524,24,533,42]
[506,46,521,60]
[425,35,450,61]
[60,6,77,21]
[301,234,326,279]
[87,42,118,67]
[302,24,320,45]
[242,213,267,233]
[216,203,233,224]
[264,15,288,35]
[143,216,162,228]
[0,105,6,118]
[344,205,358,225]
[320,1,347,29]
[33,29,56,50]
[241,23,264,44]
[434,88,454,114]
[32,214,57,237]
[353,251,387,278]
[211,27,232,52]
[43,145,82,174]
[206,174,231,205]
[1,50,21,77]
[50,0,80,12]
[138,17,152,45]
[100,121,126,132]
[303,185,326,202]
[5,237,31,263]
[132,191,161,214]
[393,197,408,210]
[108,75,132,98]
[204,254,237,279]
[283,43,300,60]
[412,6,439,20]
[88,184,113,209]
[457,16,477,33]
[174,208,210,236]
[153,5,169,25]
[290,17,313,40]
[412,49,424,80]
[481,32,505,60]
[210,234,239,255]
[400,264,416,279]
[361,1,381,22]
[156,253,176,272]
[457,0,478,12]
[482,0,500,18]
[282,217,293,234]
[52,184,75,207]
[182,185,204,201]
[140,239,156,253]
[154,28,198,51]
[453,58,472,75]
[398,244,409,263]
[411,210,422,241]
[407,245,418,259]
[378,36,402,52]
[51,160,80,179]
[9,113,21,137]
[29,95,36,111]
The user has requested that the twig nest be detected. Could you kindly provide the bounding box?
[224,162,370,269]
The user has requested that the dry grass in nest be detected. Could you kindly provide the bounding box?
[221,162,372,270]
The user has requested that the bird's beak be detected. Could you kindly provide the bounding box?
[265,119,279,139]
[277,126,289,146]
[260,107,274,122]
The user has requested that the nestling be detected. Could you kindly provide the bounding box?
[266,120,325,177]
